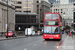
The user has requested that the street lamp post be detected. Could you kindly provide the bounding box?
[39,0,40,29]
[63,14,65,26]
[26,0,28,36]
[7,0,8,38]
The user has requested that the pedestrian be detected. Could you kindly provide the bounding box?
[1,32,3,37]
[66,29,69,35]
[68,27,70,36]
[71,28,74,38]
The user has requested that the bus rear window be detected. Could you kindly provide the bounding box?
[45,21,59,25]
[45,14,59,20]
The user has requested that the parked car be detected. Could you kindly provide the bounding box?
[5,30,17,38]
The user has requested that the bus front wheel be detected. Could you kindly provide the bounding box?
[59,37,62,41]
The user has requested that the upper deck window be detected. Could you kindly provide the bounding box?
[45,14,59,20]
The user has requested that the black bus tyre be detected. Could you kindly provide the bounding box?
[6,36,8,38]
[45,39,48,40]
[59,37,61,41]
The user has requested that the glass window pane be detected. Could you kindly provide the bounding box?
[45,21,59,25]
[52,27,59,33]
[45,14,59,20]
[44,26,51,33]
[45,14,51,19]
[44,26,59,33]
[52,14,59,19]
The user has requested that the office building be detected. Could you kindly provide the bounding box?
[12,0,50,31]
[49,0,75,26]
[0,0,15,33]
[73,4,75,30]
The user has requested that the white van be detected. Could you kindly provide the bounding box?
[25,28,32,36]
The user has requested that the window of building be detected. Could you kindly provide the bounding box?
[18,1,22,4]
[23,7,31,9]
[14,1,17,4]
[14,1,22,4]
[58,9,59,11]
[56,0,57,1]
[23,11,31,13]
[74,4,75,6]
[64,2,65,4]
[66,2,68,4]
[61,2,63,4]
[15,6,22,8]
[56,9,57,11]
[16,11,21,12]
[23,1,31,4]
[29,2,31,4]
[61,12,62,13]
[61,9,62,11]
[37,1,39,3]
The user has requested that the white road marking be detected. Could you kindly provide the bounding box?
[24,48,27,50]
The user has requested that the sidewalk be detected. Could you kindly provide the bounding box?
[0,35,42,41]
[0,35,25,41]
[60,35,75,50]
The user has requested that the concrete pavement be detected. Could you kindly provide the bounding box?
[0,35,26,41]
[60,35,75,50]
[0,35,42,41]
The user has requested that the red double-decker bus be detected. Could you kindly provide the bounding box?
[43,12,62,40]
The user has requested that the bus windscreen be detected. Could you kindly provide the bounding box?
[45,14,59,20]
[45,21,59,25]
[44,26,60,34]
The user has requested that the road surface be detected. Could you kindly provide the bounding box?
[0,34,66,50]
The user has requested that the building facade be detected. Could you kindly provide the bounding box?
[37,0,50,27]
[12,0,37,13]
[12,0,39,31]
[12,0,50,31]
[0,0,15,33]
[49,0,75,27]
[73,4,75,30]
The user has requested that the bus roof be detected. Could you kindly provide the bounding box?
[44,12,60,15]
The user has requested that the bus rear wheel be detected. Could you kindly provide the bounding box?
[45,39,48,40]
[6,36,8,38]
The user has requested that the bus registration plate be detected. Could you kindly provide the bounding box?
[50,37,53,39]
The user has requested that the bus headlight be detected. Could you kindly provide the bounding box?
[55,35,58,37]
[56,35,58,37]
[45,35,46,36]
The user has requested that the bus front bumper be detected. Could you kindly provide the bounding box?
[43,34,61,39]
